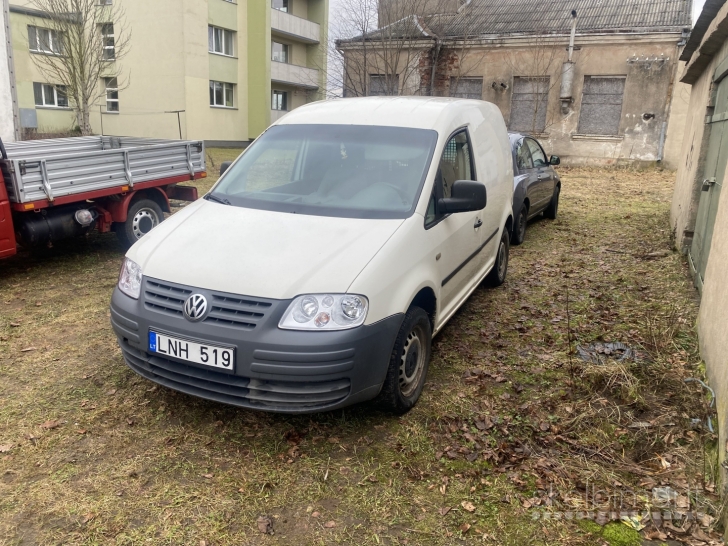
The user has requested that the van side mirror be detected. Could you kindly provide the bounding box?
[438,180,486,214]
[549,155,560,166]
[220,161,232,177]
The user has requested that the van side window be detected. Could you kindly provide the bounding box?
[425,129,475,226]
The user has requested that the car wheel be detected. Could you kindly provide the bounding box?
[511,205,527,246]
[544,185,560,220]
[376,306,432,414]
[116,198,164,247]
[485,228,510,287]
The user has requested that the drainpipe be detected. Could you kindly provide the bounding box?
[560,10,577,114]
[657,44,682,163]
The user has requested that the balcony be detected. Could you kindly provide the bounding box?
[271,9,321,44]
[271,61,320,90]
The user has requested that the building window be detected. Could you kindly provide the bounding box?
[210,80,234,107]
[208,26,234,56]
[33,83,68,107]
[28,26,63,55]
[101,24,115,60]
[510,76,550,133]
[272,41,289,63]
[369,74,398,96]
[99,0,112,6]
[272,90,288,111]
[272,0,289,12]
[577,76,626,135]
[450,77,483,100]
[104,77,119,112]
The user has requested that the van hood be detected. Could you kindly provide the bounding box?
[128,200,404,300]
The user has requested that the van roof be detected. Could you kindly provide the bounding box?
[275,96,498,133]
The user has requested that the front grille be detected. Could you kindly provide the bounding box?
[118,339,351,411]
[143,278,273,330]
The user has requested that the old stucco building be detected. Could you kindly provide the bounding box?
[671,0,728,493]
[339,0,692,166]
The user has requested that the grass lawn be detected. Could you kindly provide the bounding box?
[0,159,720,545]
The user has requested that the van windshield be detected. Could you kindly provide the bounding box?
[209,124,438,219]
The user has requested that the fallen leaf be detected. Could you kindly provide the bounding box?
[460,523,471,533]
[0,444,13,453]
[202,473,213,479]
[107,389,117,396]
[76,429,87,435]
[82,512,96,524]
[40,419,62,430]
[311,511,320,518]
[438,507,451,516]
[461,501,476,512]
[323,520,336,529]
[10,322,20,327]
[257,515,273,534]
[21,347,36,352]
[539,422,550,431]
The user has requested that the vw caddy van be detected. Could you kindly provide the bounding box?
[111,97,514,414]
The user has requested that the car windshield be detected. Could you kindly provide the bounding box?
[210,124,438,219]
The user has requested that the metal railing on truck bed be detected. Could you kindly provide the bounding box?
[1,136,206,204]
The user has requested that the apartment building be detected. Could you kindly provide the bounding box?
[8,0,328,145]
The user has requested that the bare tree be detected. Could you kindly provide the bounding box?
[26,0,130,135]
[333,0,444,98]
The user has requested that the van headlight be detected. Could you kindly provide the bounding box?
[118,258,143,299]
[279,294,368,330]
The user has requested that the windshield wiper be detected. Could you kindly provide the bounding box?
[205,193,231,205]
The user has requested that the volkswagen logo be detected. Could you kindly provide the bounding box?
[183,294,208,322]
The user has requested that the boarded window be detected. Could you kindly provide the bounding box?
[450,77,483,99]
[510,77,549,133]
[369,74,399,96]
[577,76,626,135]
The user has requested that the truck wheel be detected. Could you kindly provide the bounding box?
[376,307,432,414]
[116,199,164,246]
[511,205,527,246]
[485,229,509,287]
[544,186,560,220]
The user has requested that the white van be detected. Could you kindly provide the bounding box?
[111,97,514,414]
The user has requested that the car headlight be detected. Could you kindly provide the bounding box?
[118,258,143,299]
[279,294,368,331]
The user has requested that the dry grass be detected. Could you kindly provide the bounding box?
[0,161,716,545]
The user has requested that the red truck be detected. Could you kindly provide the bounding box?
[0,136,206,259]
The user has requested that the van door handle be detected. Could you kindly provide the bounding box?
[703,177,716,191]
[474,218,482,229]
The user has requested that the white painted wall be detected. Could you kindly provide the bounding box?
[0,0,16,142]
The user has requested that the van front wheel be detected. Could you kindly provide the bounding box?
[376,307,432,414]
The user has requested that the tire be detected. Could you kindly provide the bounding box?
[116,198,164,247]
[511,205,527,246]
[544,185,560,220]
[376,307,432,414]
[485,228,510,287]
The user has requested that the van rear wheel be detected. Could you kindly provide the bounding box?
[485,229,509,287]
[116,199,164,247]
[376,307,432,414]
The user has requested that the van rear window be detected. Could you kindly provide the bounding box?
[210,124,438,219]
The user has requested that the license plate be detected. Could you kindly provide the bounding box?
[148,331,235,371]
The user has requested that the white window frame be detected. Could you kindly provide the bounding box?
[272,90,288,111]
[208,26,234,57]
[33,82,68,108]
[210,80,234,108]
[28,26,63,55]
[105,77,119,112]
[101,23,115,60]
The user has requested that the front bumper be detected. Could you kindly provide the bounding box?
[110,278,403,414]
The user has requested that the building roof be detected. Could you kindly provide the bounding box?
[343,0,692,43]
[680,0,726,60]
